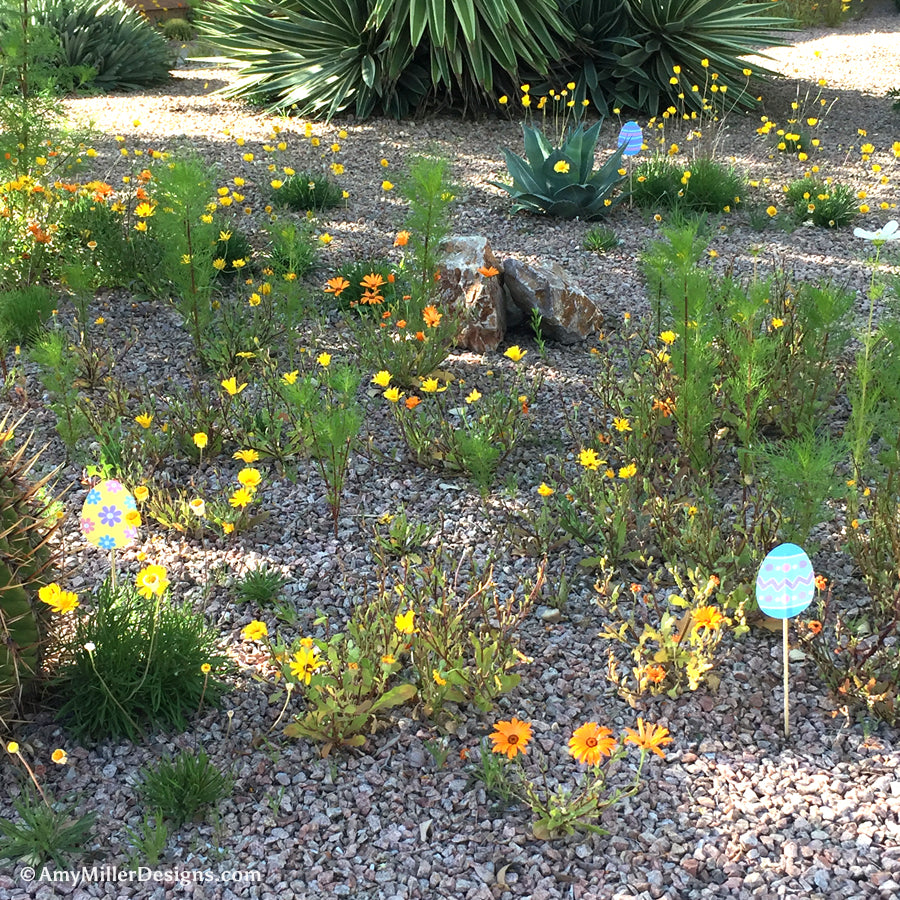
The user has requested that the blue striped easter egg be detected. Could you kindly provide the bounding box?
[755,543,815,619]
[617,121,643,157]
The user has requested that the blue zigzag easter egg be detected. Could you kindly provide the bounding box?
[755,543,815,619]
[617,121,643,157]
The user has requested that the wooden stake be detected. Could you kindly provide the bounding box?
[783,617,790,737]
[109,548,117,590]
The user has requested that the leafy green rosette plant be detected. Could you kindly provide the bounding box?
[493,117,626,219]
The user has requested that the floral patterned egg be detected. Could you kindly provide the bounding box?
[80,479,141,550]
[755,543,815,619]
[617,121,643,157]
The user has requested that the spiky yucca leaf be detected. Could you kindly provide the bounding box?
[0,421,62,731]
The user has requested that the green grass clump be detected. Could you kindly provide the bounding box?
[785,178,857,228]
[235,564,286,605]
[633,157,743,214]
[138,749,231,827]
[583,225,619,253]
[0,285,55,347]
[54,578,229,742]
[273,173,343,211]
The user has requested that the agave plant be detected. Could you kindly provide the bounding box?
[493,121,627,219]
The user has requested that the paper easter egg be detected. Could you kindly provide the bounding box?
[617,120,643,157]
[755,543,815,619]
[80,479,141,550]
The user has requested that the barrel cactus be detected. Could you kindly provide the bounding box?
[0,424,60,731]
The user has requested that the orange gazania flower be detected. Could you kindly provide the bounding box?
[405,396,421,409]
[396,319,407,329]
[652,397,675,417]
[490,718,531,759]
[692,605,725,632]
[422,305,442,328]
[478,265,500,277]
[361,273,386,291]
[807,620,823,635]
[324,276,350,296]
[360,289,383,305]
[394,231,410,246]
[415,331,426,341]
[623,718,672,758]
[568,722,616,766]
[815,575,827,591]
[646,664,666,684]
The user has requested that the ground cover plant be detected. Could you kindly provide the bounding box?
[1,1,900,893]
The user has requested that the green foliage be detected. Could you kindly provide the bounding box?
[384,362,541,490]
[235,564,287,605]
[785,177,857,228]
[0,789,94,867]
[583,224,618,253]
[0,285,55,347]
[138,750,232,827]
[123,813,168,868]
[265,218,317,277]
[273,172,342,211]
[54,578,229,742]
[758,429,844,546]
[599,572,733,698]
[21,0,173,92]
[350,157,460,385]
[494,122,626,219]
[0,431,59,729]
[147,155,221,350]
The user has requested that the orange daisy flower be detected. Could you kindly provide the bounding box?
[405,396,421,409]
[807,620,823,635]
[646,664,666,684]
[692,606,725,632]
[624,718,672,758]
[360,273,386,291]
[324,276,350,296]
[422,305,442,328]
[568,722,616,766]
[478,265,500,277]
[490,718,531,759]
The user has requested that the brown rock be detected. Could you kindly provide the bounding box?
[436,235,506,352]
[502,258,602,344]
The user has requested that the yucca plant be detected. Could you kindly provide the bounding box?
[609,0,792,113]
[493,121,627,219]
[0,423,61,731]
[28,0,173,91]
[204,0,426,119]
[204,0,568,118]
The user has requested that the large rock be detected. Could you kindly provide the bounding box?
[502,259,602,344]
[436,236,506,352]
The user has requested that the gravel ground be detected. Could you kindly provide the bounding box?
[2,4,900,899]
